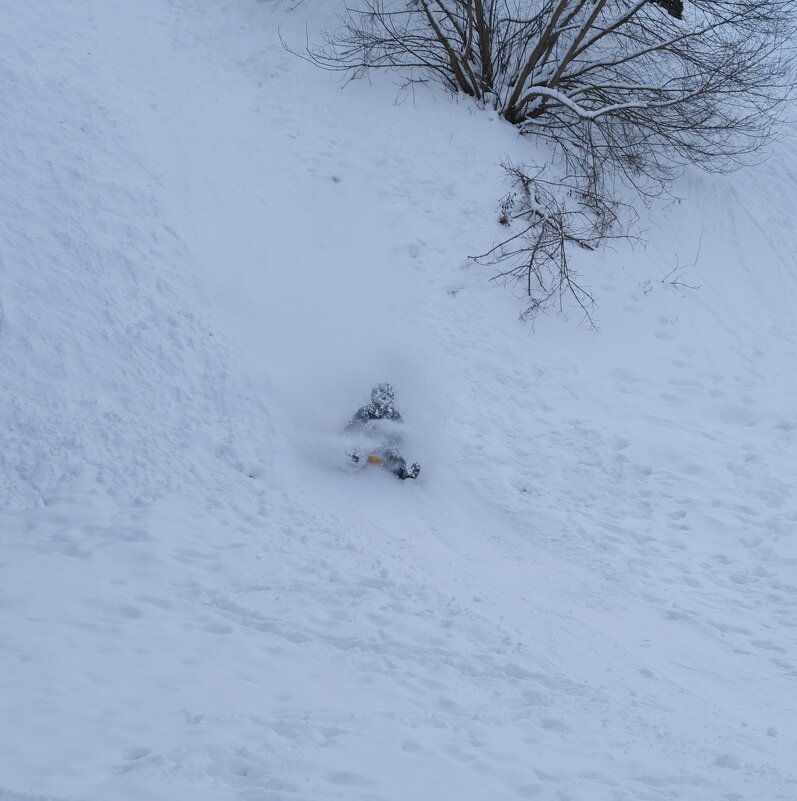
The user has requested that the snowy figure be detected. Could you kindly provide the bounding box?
[346,383,421,480]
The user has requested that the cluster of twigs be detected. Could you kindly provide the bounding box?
[473,163,636,325]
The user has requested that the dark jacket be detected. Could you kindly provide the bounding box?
[348,402,402,427]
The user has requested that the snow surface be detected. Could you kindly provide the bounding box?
[2,1,797,800]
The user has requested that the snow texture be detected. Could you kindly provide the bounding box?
[1,1,796,800]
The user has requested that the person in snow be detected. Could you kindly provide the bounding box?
[346,383,421,480]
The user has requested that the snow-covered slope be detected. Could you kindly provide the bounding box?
[2,2,796,800]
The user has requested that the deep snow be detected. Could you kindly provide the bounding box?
[1,1,796,800]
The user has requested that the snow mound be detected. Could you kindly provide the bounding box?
[0,6,268,510]
[2,2,797,801]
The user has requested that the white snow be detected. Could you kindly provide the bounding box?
[1,1,796,800]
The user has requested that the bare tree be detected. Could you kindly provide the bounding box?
[309,0,796,192]
[303,0,795,320]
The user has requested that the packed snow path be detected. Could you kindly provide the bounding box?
[1,2,796,800]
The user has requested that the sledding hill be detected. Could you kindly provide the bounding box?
[1,2,796,800]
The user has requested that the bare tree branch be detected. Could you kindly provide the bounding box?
[471,162,638,326]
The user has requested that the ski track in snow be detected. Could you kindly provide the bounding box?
[2,1,797,800]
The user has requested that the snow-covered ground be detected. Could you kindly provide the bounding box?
[2,2,796,800]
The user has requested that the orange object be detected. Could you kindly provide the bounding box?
[367,454,384,465]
